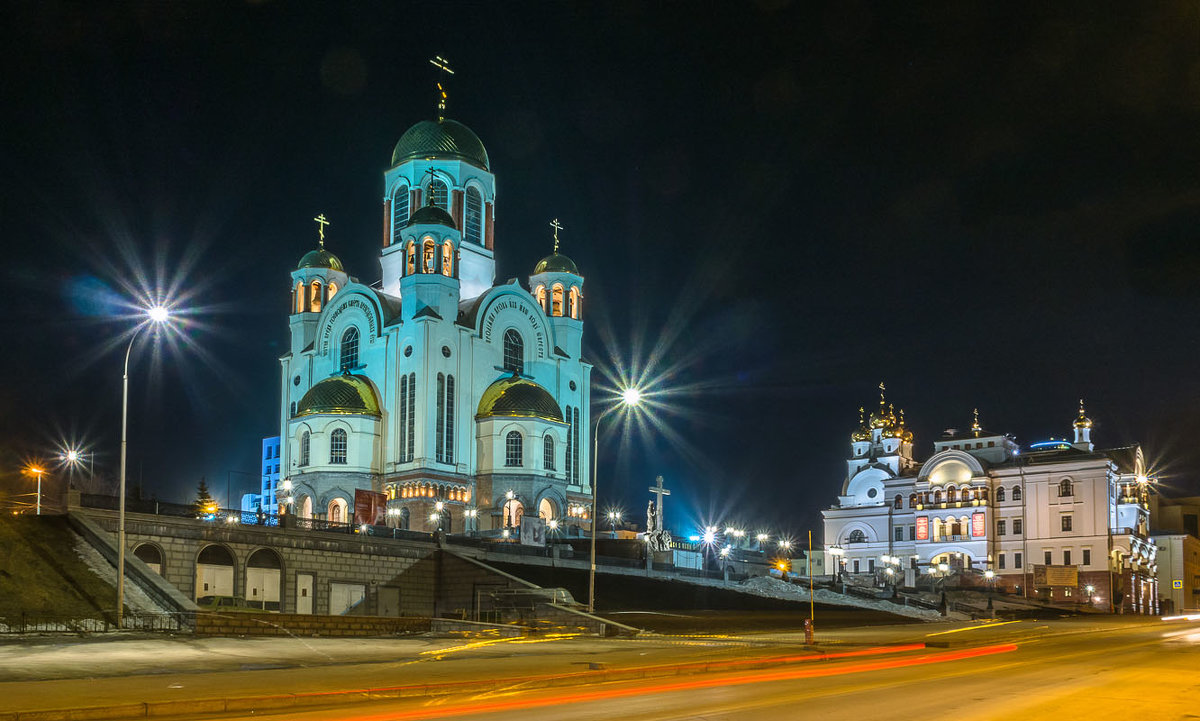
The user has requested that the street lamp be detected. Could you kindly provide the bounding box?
[26,466,45,515]
[588,386,642,614]
[117,304,171,629]
[606,509,622,537]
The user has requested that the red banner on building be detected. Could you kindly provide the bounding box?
[354,489,387,527]
[916,516,929,540]
[971,512,986,537]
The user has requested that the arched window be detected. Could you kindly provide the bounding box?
[909,493,917,508]
[428,178,448,210]
[295,281,305,313]
[327,282,338,300]
[299,495,312,519]
[535,285,546,312]
[1059,479,1073,497]
[893,494,902,509]
[406,241,416,276]
[435,373,455,464]
[299,431,310,466]
[339,327,359,372]
[502,498,524,527]
[503,329,524,374]
[422,238,436,273]
[442,241,454,277]
[933,490,942,504]
[947,486,957,503]
[848,529,866,543]
[330,429,347,464]
[543,435,556,471]
[310,281,323,313]
[328,497,347,523]
[505,431,523,467]
[290,401,296,417]
[1012,486,1022,502]
[538,497,556,521]
[551,284,564,316]
[464,186,483,244]
[392,184,409,241]
[568,287,580,319]
[997,487,1006,502]
[399,507,410,530]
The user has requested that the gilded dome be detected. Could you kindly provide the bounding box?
[391,118,490,170]
[295,374,381,417]
[1074,399,1093,429]
[533,252,579,275]
[850,407,871,442]
[298,248,344,271]
[476,375,564,422]
[406,204,457,229]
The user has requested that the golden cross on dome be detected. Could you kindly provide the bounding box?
[313,213,330,248]
[972,408,981,430]
[549,218,563,253]
[429,56,454,120]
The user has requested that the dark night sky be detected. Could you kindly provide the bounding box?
[3,2,1199,537]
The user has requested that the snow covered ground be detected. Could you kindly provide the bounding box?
[738,576,946,620]
[72,531,171,614]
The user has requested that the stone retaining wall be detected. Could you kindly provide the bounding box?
[194,611,431,637]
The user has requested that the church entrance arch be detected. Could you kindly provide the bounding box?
[195,544,236,602]
[537,497,557,521]
[502,498,524,528]
[298,496,313,520]
[245,549,283,611]
[931,551,972,571]
[328,497,348,524]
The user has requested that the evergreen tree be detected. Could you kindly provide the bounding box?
[193,477,216,515]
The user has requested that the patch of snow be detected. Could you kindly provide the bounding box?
[72,531,171,614]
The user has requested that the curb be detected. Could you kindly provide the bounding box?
[1,644,926,721]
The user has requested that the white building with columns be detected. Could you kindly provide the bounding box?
[276,102,593,537]
[822,393,1158,613]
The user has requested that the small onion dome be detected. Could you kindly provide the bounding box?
[533,252,579,275]
[1074,400,1093,429]
[295,374,381,417]
[476,375,564,422]
[406,204,457,229]
[391,118,490,170]
[850,407,870,442]
[298,247,344,272]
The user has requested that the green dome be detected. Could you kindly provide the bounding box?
[476,376,563,423]
[295,374,381,417]
[533,252,579,275]
[407,204,457,229]
[391,118,490,170]
[298,248,344,272]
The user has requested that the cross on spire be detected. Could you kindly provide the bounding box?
[313,213,330,248]
[549,218,563,253]
[429,55,454,121]
[648,476,670,531]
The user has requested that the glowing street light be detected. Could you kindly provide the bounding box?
[26,466,45,516]
[589,385,643,614]
[117,303,173,629]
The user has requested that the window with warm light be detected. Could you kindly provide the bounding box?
[310,281,323,313]
[535,285,546,312]
[406,242,416,276]
[442,241,453,276]
[551,284,564,316]
[422,239,436,273]
[428,178,449,210]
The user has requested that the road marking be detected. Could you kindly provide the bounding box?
[926,620,1021,636]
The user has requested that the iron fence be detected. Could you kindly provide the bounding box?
[0,611,193,635]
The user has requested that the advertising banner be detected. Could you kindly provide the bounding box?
[971,512,986,537]
[520,517,546,546]
[915,516,929,541]
[1033,564,1079,588]
[353,489,387,527]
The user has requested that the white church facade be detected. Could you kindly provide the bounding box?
[822,393,1159,614]
[275,106,593,537]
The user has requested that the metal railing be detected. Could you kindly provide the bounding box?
[0,611,193,635]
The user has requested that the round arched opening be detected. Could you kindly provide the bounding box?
[133,543,163,575]
[195,545,235,603]
[328,497,348,524]
[298,495,313,520]
[537,497,557,522]
[501,498,524,528]
[246,549,283,611]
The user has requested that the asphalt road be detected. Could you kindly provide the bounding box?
[193,617,1200,721]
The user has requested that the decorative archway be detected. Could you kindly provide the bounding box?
[195,544,236,602]
[245,548,283,611]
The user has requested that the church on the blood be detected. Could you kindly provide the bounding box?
[276,100,592,537]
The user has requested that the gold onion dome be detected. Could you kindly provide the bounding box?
[1074,399,1093,429]
[476,375,564,422]
[391,118,490,170]
[850,407,871,442]
[533,252,579,275]
[297,247,344,271]
[406,204,457,229]
[295,374,381,417]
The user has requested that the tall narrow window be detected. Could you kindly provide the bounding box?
[1059,479,1073,497]
[442,241,454,277]
[572,405,581,483]
[339,327,360,372]
[551,284,564,316]
[564,407,574,483]
[503,329,524,374]
[299,431,310,466]
[327,282,338,300]
[505,431,523,467]
[399,374,409,462]
[543,435,555,471]
[1012,486,1022,501]
[310,281,323,313]
[436,373,446,463]
[997,487,1006,502]
[428,179,449,210]
[295,281,305,313]
[392,184,410,240]
[330,429,347,464]
[422,239,436,273]
[569,287,580,319]
[444,374,455,464]
[1013,518,1023,535]
[406,242,416,276]
[464,187,483,244]
[406,372,415,461]
[535,285,546,312]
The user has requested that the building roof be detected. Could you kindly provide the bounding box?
[295,374,381,417]
[476,375,564,422]
[533,252,579,275]
[297,248,344,271]
[406,204,457,229]
[391,118,490,170]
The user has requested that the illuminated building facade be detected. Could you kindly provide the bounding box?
[822,395,1159,614]
[276,105,592,536]
[240,435,281,516]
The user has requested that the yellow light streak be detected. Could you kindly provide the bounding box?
[925,620,1021,636]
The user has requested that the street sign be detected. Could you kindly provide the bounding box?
[1173,579,1183,589]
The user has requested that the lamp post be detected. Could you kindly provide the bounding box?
[588,387,642,614]
[27,466,45,515]
[606,509,622,538]
[117,304,170,629]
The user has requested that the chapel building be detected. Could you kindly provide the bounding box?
[822,393,1159,614]
[275,106,593,537]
